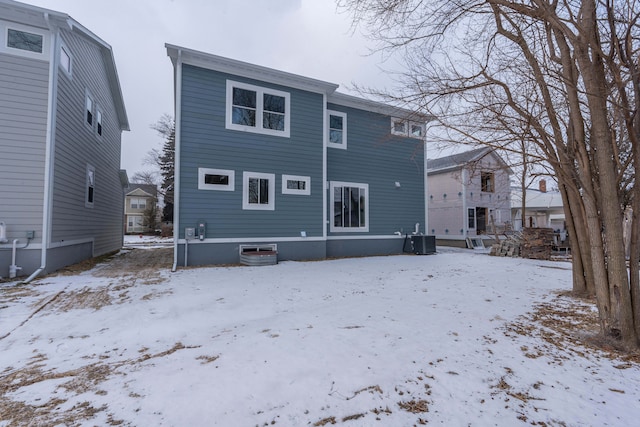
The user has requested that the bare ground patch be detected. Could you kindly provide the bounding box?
[0,342,198,426]
[505,291,640,364]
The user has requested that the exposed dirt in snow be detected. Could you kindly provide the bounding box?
[1,248,639,426]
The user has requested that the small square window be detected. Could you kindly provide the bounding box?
[410,122,424,138]
[391,118,407,136]
[7,28,43,53]
[282,174,311,195]
[243,172,275,210]
[327,110,347,149]
[198,168,235,191]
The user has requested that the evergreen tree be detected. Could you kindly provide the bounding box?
[151,114,175,222]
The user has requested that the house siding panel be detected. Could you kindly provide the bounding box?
[50,29,124,256]
[178,64,324,240]
[0,53,48,243]
[327,103,425,236]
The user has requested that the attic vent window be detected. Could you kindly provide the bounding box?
[391,118,425,139]
[7,28,43,53]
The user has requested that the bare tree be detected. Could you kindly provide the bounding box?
[339,0,640,347]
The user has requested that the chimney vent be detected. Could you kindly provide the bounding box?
[539,179,547,193]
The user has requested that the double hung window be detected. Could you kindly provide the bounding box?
[226,80,290,137]
[327,110,347,148]
[243,172,275,210]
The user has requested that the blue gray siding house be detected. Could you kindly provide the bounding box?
[166,44,431,267]
[0,0,128,280]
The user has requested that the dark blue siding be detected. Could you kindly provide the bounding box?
[178,64,325,239]
[327,103,425,236]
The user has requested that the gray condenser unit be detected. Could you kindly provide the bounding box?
[410,235,436,255]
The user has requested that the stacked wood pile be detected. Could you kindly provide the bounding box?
[489,228,555,260]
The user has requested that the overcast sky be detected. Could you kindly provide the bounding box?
[26,0,397,178]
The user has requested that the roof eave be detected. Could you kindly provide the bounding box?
[166,43,340,95]
[328,92,434,122]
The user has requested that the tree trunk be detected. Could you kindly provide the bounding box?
[575,0,635,344]
[558,182,589,295]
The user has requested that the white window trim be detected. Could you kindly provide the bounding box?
[96,108,103,137]
[330,181,369,233]
[226,80,290,138]
[59,43,72,77]
[85,90,94,130]
[391,118,425,140]
[198,167,235,191]
[243,171,275,211]
[85,164,95,208]
[1,22,50,59]
[282,174,311,195]
[409,121,425,139]
[391,117,407,136]
[327,110,347,149]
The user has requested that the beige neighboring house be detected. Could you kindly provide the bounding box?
[427,147,513,246]
[511,179,566,232]
[124,184,158,234]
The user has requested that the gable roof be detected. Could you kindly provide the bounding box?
[427,147,495,173]
[165,44,433,122]
[0,0,129,131]
[126,184,157,198]
[427,146,514,177]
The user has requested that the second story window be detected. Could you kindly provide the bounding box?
[60,45,72,75]
[226,80,290,137]
[97,110,103,136]
[130,198,147,209]
[85,93,93,127]
[481,172,494,193]
[327,110,347,149]
[7,28,43,53]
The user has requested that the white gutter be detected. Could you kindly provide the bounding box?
[171,49,183,272]
[423,125,428,235]
[24,14,57,283]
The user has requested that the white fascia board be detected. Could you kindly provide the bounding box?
[328,92,434,122]
[166,44,339,95]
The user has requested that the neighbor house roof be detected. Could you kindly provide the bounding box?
[126,184,157,198]
[427,147,496,174]
[0,0,129,131]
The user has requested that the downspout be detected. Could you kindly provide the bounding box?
[322,93,328,243]
[24,14,58,283]
[423,125,428,235]
[462,168,468,239]
[171,49,183,272]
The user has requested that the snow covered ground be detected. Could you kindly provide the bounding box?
[1,247,639,426]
